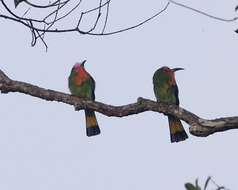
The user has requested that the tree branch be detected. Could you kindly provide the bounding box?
[169,0,238,22]
[0,69,237,137]
[3,0,238,49]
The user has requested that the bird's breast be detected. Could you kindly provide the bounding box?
[74,71,89,86]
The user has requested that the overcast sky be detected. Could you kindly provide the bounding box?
[1,0,238,189]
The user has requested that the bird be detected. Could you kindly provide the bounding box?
[68,60,100,137]
[153,66,188,143]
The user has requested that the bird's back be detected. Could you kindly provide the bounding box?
[153,69,179,105]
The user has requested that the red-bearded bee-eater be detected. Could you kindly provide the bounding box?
[153,66,188,143]
[68,60,101,137]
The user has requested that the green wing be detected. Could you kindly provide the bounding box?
[153,70,179,104]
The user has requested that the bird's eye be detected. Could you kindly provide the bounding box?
[163,67,170,73]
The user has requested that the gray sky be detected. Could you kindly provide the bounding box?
[1,0,238,189]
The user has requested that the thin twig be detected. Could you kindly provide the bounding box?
[46,0,82,24]
[87,2,170,35]
[25,0,69,9]
[102,0,110,33]
[1,0,46,23]
[169,0,238,22]
[2,0,238,47]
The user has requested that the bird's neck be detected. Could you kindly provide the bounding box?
[73,67,90,85]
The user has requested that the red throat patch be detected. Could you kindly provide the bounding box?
[73,65,90,86]
[163,67,177,86]
[170,72,177,85]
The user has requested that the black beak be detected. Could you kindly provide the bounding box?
[172,67,184,72]
[81,60,86,67]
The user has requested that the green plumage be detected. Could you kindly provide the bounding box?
[68,63,100,137]
[68,69,95,100]
[153,68,178,105]
[153,66,188,143]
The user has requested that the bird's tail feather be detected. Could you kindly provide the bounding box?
[85,109,100,137]
[168,115,188,143]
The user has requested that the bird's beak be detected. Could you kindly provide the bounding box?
[81,60,86,67]
[172,68,184,72]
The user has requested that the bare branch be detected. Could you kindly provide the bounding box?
[90,1,170,36]
[0,0,171,49]
[0,69,237,137]
[102,0,110,33]
[24,0,69,9]
[3,0,237,48]
[169,0,238,22]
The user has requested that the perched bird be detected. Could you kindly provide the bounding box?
[153,66,188,143]
[68,60,100,137]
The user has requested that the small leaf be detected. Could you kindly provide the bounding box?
[14,0,25,8]
[235,5,238,12]
[185,183,198,190]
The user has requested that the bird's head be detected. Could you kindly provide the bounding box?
[72,60,86,72]
[153,66,184,86]
[162,66,184,75]
[162,66,184,85]
[160,66,183,78]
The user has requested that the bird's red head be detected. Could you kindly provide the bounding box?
[162,66,184,74]
[73,60,90,81]
[73,60,86,72]
[71,60,90,85]
[162,66,173,75]
[162,66,184,85]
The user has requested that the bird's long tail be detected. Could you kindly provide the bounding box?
[168,115,188,143]
[85,109,101,137]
